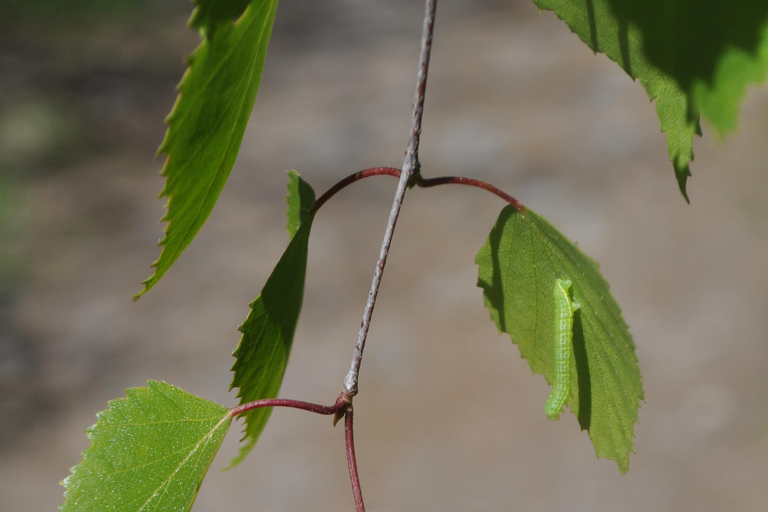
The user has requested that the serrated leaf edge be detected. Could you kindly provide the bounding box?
[60,381,232,512]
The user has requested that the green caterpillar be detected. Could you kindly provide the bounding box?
[545,278,580,421]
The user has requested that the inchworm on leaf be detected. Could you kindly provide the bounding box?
[545,278,580,421]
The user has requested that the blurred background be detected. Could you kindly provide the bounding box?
[2,0,768,510]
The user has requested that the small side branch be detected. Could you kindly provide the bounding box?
[343,0,438,397]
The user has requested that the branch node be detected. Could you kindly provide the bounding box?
[333,391,353,426]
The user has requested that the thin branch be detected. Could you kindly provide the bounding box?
[344,409,366,512]
[343,0,438,397]
[311,167,401,215]
[417,175,524,211]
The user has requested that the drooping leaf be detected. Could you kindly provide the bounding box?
[532,0,699,201]
[228,172,315,467]
[534,0,768,200]
[61,381,231,512]
[606,0,768,136]
[135,0,280,299]
[476,205,643,473]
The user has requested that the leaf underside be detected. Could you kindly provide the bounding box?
[476,205,643,473]
[228,171,316,468]
[534,0,768,201]
[135,0,280,298]
[60,381,231,512]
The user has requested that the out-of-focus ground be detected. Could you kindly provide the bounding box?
[2,1,768,510]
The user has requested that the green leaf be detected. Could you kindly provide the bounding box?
[476,205,643,473]
[606,0,768,136]
[285,170,316,238]
[532,0,701,201]
[536,0,768,199]
[228,173,316,467]
[135,0,279,299]
[60,381,231,512]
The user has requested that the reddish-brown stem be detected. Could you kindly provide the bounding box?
[311,169,525,217]
[311,167,402,215]
[229,394,349,418]
[416,175,524,211]
[344,409,366,512]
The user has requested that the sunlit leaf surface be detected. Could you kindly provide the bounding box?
[136,0,279,298]
[477,205,643,473]
[61,381,231,512]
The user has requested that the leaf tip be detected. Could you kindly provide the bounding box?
[133,282,150,301]
[675,162,692,203]
[134,264,163,300]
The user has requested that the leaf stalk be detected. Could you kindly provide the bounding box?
[228,394,349,418]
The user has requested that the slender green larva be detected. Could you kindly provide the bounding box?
[545,278,580,421]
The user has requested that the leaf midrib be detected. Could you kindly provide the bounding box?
[134,413,230,512]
